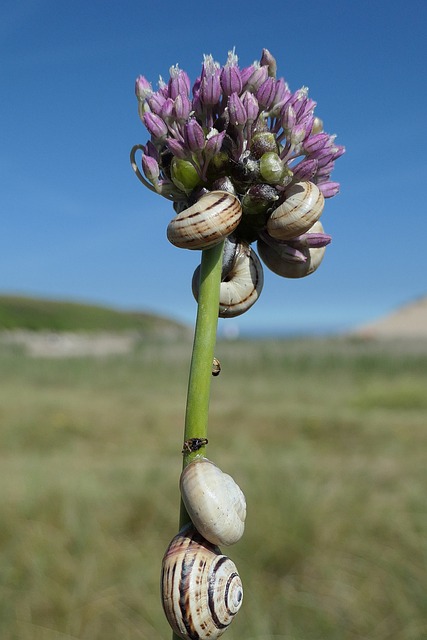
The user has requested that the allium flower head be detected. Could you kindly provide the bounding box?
[131,49,345,311]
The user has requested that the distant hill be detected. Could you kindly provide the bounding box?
[0,295,189,337]
[354,296,427,339]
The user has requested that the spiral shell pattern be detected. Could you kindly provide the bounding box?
[258,220,327,279]
[161,524,243,640]
[167,191,242,250]
[192,241,264,318]
[180,457,246,547]
[267,181,324,241]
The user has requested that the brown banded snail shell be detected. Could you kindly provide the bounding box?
[180,457,246,546]
[167,190,242,250]
[267,180,324,241]
[192,240,264,317]
[161,523,243,640]
[257,220,327,279]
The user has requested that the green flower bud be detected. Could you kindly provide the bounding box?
[170,158,201,193]
[210,151,229,174]
[242,183,278,215]
[259,152,287,185]
[250,132,278,159]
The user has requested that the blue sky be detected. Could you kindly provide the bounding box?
[1,0,426,335]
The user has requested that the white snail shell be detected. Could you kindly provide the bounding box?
[161,523,243,640]
[167,190,242,250]
[180,457,246,547]
[267,181,324,241]
[258,220,327,279]
[192,241,264,318]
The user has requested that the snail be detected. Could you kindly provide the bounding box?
[212,357,221,376]
[192,239,264,317]
[180,457,246,546]
[266,181,324,241]
[161,523,243,640]
[167,190,242,250]
[257,220,328,279]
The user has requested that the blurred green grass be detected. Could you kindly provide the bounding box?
[1,336,427,640]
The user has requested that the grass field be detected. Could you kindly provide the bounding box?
[1,334,427,640]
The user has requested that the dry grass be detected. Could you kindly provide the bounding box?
[1,336,427,640]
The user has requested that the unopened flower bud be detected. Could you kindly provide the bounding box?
[209,151,230,175]
[303,133,330,154]
[272,79,290,110]
[260,49,277,77]
[174,94,191,121]
[211,176,236,194]
[170,158,201,193]
[259,152,287,184]
[290,123,307,146]
[135,75,153,101]
[287,231,332,249]
[312,117,324,134]
[241,91,259,123]
[147,92,166,115]
[256,77,277,110]
[250,132,278,159]
[142,112,168,139]
[141,154,160,183]
[184,119,205,152]
[242,183,279,215]
[160,98,174,122]
[200,55,221,105]
[227,92,247,127]
[204,130,226,158]
[281,103,296,132]
[221,51,243,97]
[243,63,268,92]
[166,138,188,159]
[168,65,190,100]
[318,181,340,198]
[292,158,318,181]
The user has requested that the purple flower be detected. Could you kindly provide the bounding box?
[227,92,247,127]
[167,65,190,100]
[199,55,221,106]
[132,47,345,254]
[184,119,205,153]
[142,112,168,139]
[256,77,277,110]
[135,75,152,101]
[174,94,191,122]
[220,49,243,97]
[260,48,277,78]
[142,154,160,184]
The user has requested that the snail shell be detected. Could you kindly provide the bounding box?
[161,524,243,640]
[267,181,324,241]
[192,241,264,317]
[167,191,242,250]
[257,220,327,279]
[180,457,246,546]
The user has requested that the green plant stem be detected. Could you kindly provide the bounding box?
[171,242,224,640]
[178,240,224,531]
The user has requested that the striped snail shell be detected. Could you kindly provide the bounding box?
[180,457,246,547]
[257,220,327,279]
[266,181,324,241]
[192,239,264,317]
[167,190,242,250]
[161,523,243,640]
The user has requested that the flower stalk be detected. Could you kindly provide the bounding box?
[179,240,224,529]
[171,241,224,640]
